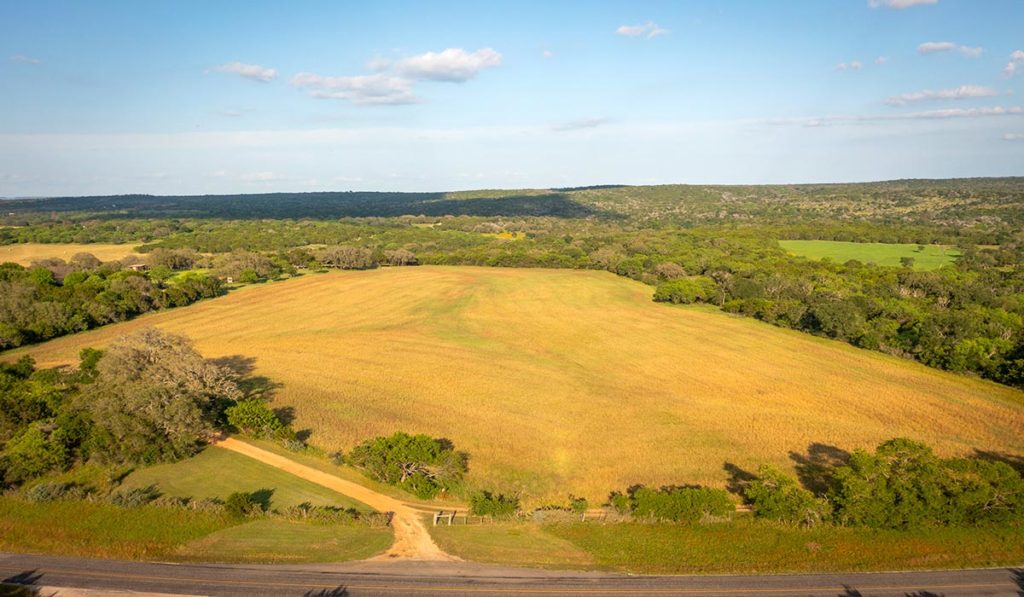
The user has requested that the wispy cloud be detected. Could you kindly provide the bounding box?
[372,48,502,82]
[10,54,41,65]
[868,0,937,8]
[551,118,609,132]
[917,42,984,57]
[885,85,998,106]
[616,22,669,39]
[290,73,418,105]
[240,171,285,182]
[776,105,1024,127]
[542,49,554,59]
[875,56,889,65]
[1005,50,1024,77]
[1003,133,1024,141]
[208,61,278,82]
[835,60,864,72]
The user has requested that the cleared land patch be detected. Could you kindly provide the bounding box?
[10,266,1023,504]
[779,240,958,270]
[122,446,371,511]
[0,242,140,265]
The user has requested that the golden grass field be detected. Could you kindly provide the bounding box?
[8,267,1024,504]
[0,243,140,265]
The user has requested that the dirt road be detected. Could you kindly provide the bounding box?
[214,437,457,561]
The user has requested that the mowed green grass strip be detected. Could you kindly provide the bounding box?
[176,518,393,564]
[10,266,1023,505]
[432,520,1024,574]
[122,446,372,511]
[779,240,959,270]
[0,497,233,561]
[0,496,392,563]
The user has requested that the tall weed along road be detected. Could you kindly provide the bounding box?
[214,437,458,561]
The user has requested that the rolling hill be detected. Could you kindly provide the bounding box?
[8,266,1023,504]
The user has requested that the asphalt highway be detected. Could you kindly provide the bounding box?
[2,552,1022,596]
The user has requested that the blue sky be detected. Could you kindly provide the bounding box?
[1,0,1023,196]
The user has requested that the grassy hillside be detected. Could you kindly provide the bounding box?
[0,242,140,265]
[10,267,1023,504]
[122,446,371,511]
[779,240,958,270]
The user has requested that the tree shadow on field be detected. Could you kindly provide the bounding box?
[973,450,1024,476]
[274,406,296,427]
[250,488,275,511]
[437,437,471,474]
[211,355,284,402]
[789,443,851,495]
[723,462,758,501]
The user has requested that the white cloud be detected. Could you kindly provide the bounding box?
[835,60,864,72]
[917,42,983,57]
[918,41,956,54]
[868,0,937,8]
[616,22,669,39]
[875,56,889,65]
[374,48,502,82]
[885,85,998,106]
[290,72,418,105]
[551,118,609,132]
[240,171,284,182]
[1003,133,1024,141]
[208,61,278,82]
[542,49,554,59]
[10,54,41,65]
[784,105,1024,127]
[1005,50,1024,77]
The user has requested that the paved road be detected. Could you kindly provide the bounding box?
[2,553,1022,596]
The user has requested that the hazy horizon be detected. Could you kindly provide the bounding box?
[2,0,1023,197]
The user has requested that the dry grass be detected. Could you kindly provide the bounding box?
[0,243,140,265]
[9,266,1024,504]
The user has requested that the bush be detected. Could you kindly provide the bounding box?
[608,490,632,514]
[653,276,718,304]
[225,399,284,438]
[282,438,306,452]
[745,465,831,526]
[1,424,69,484]
[224,491,264,518]
[23,482,84,503]
[469,491,520,516]
[831,438,1024,529]
[624,485,733,523]
[283,502,361,524]
[108,484,161,507]
[569,494,589,514]
[349,432,467,499]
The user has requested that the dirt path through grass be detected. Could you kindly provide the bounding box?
[214,437,457,561]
